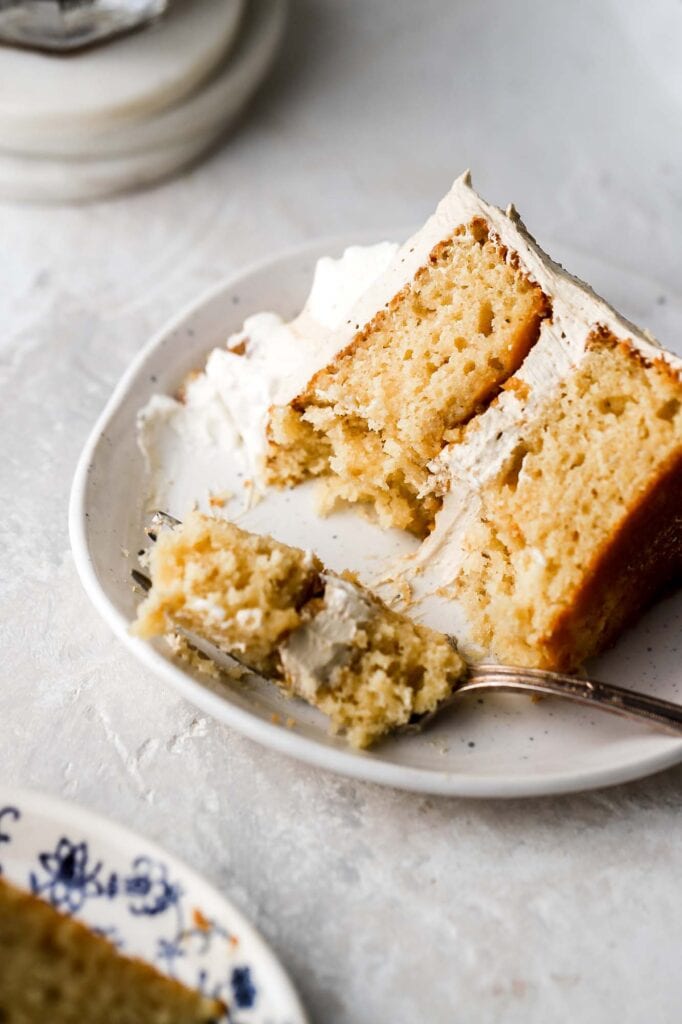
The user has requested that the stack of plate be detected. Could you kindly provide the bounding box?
[0,0,286,202]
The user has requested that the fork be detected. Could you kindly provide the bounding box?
[404,663,682,736]
[131,513,682,738]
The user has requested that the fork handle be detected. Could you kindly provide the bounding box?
[464,666,682,736]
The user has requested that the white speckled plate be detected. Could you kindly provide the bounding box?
[69,234,682,798]
[0,788,307,1022]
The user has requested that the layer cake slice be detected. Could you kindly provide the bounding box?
[263,172,682,671]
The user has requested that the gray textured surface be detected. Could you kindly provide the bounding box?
[2,2,681,1021]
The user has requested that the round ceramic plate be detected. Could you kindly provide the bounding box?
[0,788,307,1023]
[69,233,682,798]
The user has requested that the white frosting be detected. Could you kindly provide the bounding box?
[279,574,374,700]
[186,595,232,627]
[137,242,398,493]
[305,244,400,334]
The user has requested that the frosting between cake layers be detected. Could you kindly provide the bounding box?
[279,575,375,700]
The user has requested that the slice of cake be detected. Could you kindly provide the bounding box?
[133,512,466,748]
[136,171,681,679]
[261,172,682,671]
[0,876,223,1024]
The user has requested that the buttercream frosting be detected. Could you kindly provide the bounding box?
[137,241,398,491]
[279,574,375,700]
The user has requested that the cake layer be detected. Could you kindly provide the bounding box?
[134,512,466,747]
[439,334,682,669]
[133,513,322,675]
[266,216,548,535]
[0,877,222,1024]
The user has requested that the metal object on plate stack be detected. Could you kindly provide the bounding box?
[0,0,168,52]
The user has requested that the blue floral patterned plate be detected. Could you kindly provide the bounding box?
[0,788,307,1024]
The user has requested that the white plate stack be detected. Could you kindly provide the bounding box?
[0,0,286,202]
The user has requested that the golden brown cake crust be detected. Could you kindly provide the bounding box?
[451,328,682,670]
[541,400,682,670]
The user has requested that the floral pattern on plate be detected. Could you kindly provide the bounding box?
[0,792,306,1024]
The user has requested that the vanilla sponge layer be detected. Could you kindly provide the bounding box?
[266,218,547,535]
[133,513,322,675]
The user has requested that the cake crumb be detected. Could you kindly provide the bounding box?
[166,633,221,679]
[376,567,414,608]
[242,478,263,510]
[503,375,531,399]
[394,574,413,607]
[208,490,232,510]
[192,908,211,932]
[227,336,248,356]
[174,368,201,404]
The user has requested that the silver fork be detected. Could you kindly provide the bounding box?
[131,514,682,738]
[403,664,682,736]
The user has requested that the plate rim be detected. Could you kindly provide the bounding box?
[69,234,682,799]
[0,785,309,1023]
